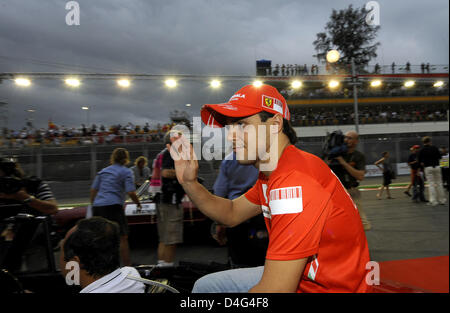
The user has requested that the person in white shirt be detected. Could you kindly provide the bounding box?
[59,217,145,293]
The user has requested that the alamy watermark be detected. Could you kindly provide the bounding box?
[65,1,80,26]
[65,260,80,286]
[365,1,380,26]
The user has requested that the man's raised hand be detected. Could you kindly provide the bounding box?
[166,134,199,185]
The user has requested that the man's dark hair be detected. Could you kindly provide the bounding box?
[258,111,297,145]
[422,136,431,144]
[63,217,120,278]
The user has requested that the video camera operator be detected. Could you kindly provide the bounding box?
[324,131,371,231]
[0,157,58,274]
[0,157,58,219]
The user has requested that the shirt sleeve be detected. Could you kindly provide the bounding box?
[91,174,100,190]
[244,179,262,205]
[213,161,229,198]
[35,181,56,201]
[265,171,331,261]
[124,169,136,193]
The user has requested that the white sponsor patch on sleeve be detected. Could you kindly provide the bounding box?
[262,205,271,219]
[269,186,303,215]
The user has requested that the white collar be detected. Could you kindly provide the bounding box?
[80,268,122,293]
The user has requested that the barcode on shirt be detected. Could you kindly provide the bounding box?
[268,186,303,215]
[269,187,302,201]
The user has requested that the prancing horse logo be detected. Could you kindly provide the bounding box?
[264,97,273,108]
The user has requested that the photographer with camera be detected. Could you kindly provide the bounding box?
[0,157,58,218]
[325,131,371,231]
[0,157,58,273]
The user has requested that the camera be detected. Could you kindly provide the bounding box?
[322,130,348,160]
[0,157,41,195]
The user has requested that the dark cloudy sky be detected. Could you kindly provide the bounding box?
[0,0,448,129]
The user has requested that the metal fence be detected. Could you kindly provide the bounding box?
[258,64,449,77]
[2,135,448,186]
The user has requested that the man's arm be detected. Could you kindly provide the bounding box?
[182,181,261,227]
[374,158,384,170]
[335,156,365,181]
[127,191,142,209]
[249,258,308,293]
[0,189,58,215]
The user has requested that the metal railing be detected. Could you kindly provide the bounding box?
[257,64,449,77]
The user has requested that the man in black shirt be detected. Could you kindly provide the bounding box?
[407,145,426,203]
[418,136,447,206]
[331,131,371,230]
[156,131,185,267]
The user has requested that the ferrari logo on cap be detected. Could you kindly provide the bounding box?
[263,97,273,108]
[262,95,283,115]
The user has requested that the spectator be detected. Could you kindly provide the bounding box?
[405,62,411,73]
[273,64,279,76]
[329,131,372,231]
[60,217,145,293]
[157,130,186,267]
[374,63,380,74]
[404,145,420,197]
[418,137,447,206]
[440,147,449,191]
[391,62,396,74]
[90,148,142,266]
[375,151,395,199]
[131,156,151,189]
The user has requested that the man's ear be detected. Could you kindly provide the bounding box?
[270,114,284,134]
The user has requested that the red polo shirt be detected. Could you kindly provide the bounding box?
[245,145,372,292]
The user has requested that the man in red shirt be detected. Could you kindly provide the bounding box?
[168,84,372,293]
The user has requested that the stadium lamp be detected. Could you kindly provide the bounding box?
[117,79,131,88]
[15,78,31,87]
[328,80,340,89]
[326,50,340,63]
[81,106,89,110]
[404,80,415,88]
[210,80,221,88]
[186,103,191,107]
[65,78,81,87]
[291,80,303,89]
[253,80,263,88]
[433,81,444,88]
[370,80,382,87]
[165,79,177,88]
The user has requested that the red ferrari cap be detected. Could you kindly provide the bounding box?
[411,145,421,150]
[201,84,291,128]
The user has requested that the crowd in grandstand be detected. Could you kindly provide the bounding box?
[0,121,176,148]
[1,102,447,148]
[290,103,448,127]
[280,82,449,100]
